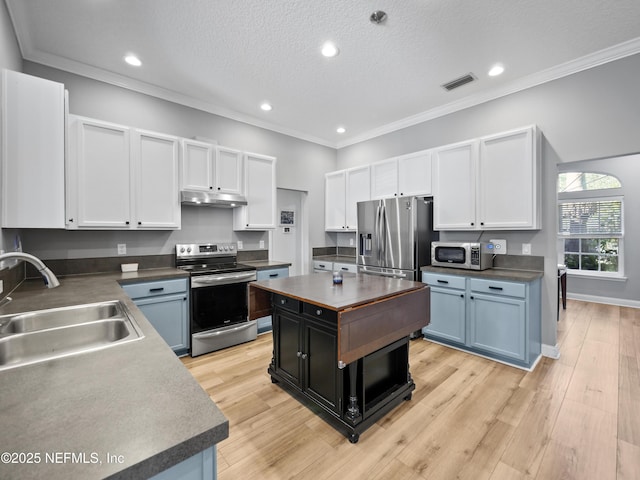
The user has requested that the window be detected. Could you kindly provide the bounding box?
[557,172,623,276]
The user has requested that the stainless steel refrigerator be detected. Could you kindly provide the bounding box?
[357,196,439,281]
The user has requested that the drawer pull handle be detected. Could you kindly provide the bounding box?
[149,287,164,293]
[488,286,503,291]
[318,264,325,268]
[269,273,279,277]
[341,267,348,271]
[437,280,449,284]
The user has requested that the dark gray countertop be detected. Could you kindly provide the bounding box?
[313,255,356,265]
[0,268,228,480]
[421,265,543,282]
[242,260,291,270]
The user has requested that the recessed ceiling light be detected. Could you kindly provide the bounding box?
[488,64,504,76]
[260,103,273,111]
[336,127,346,134]
[124,55,142,67]
[321,42,339,58]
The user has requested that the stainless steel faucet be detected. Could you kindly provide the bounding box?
[0,252,60,288]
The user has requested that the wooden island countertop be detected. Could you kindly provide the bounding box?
[250,273,430,366]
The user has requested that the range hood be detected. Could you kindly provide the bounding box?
[180,190,247,208]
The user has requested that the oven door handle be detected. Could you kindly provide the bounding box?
[193,322,255,339]
[191,272,256,286]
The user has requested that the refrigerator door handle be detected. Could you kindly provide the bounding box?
[375,204,382,264]
[380,204,387,265]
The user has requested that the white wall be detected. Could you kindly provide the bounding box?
[15,62,337,259]
[337,53,640,349]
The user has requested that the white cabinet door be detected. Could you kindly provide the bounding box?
[2,70,66,228]
[397,150,432,197]
[133,130,180,229]
[181,139,213,191]
[234,153,276,230]
[479,126,539,229]
[433,140,478,230]
[370,158,398,199]
[324,170,346,231]
[73,118,132,228]
[215,146,243,195]
[345,166,370,230]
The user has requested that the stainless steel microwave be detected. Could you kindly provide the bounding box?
[431,242,494,270]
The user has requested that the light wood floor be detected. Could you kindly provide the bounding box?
[182,300,640,480]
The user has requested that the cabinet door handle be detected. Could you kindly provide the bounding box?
[316,309,323,315]
[460,294,464,298]
[437,279,449,284]
[125,221,130,225]
[280,298,286,305]
[488,286,503,291]
[296,351,302,357]
[138,221,142,225]
[470,296,474,300]
[301,353,308,360]
[149,287,165,293]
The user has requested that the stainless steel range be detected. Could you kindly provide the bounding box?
[176,243,257,357]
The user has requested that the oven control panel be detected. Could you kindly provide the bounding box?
[176,243,236,258]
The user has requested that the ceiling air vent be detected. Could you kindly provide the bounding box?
[441,73,477,91]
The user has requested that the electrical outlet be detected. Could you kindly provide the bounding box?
[349,237,354,246]
[489,239,507,255]
[117,244,127,255]
[522,243,532,255]
[237,241,243,250]
[0,280,3,294]
[259,240,265,249]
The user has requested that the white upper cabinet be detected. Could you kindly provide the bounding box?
[371,150,432,199]
[478,126,540,230]
[433,125,540,230]
[68,117,132,229]
[132,130,180,229]
[215,146,243,195]
[68,116,180,230]
[181,139,212,191]
[181,140,242,195]
[433,140,479,230]
[325,166,370,231]
[233,153,276,230]
[2,70,66,228]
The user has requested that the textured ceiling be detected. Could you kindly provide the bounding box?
[6,0,640,147]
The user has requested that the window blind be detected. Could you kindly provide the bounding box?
[558,200,622,235]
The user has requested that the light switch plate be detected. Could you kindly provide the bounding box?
[522,243,532,255]
[259,240,265,249]
[489,239,507,255]
[117,244,126,255]
[237,241,243,250]
[0,280,3,294]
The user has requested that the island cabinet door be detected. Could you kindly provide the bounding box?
[273,308,303,388]
[303,316,342,416]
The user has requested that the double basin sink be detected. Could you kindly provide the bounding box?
[0,300,144,371]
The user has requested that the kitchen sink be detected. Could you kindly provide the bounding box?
[0,301,144,371]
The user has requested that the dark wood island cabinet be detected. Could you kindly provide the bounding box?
[250,273,430,443]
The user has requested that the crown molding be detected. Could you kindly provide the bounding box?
[336,37,640,149]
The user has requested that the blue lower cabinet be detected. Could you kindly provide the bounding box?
[149,445,216,480]
[422,272,541,369]
[255,267,289,334]
[122,278,190,356]
[468,292,526,361]
[423,285,466,345]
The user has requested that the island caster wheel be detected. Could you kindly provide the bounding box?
[348,433,360,444]
[404,393,412,401]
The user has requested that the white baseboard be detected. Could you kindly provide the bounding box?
[567,293,640,308]
[541,343,560,359]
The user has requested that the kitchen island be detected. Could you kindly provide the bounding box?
[250,273,430,443]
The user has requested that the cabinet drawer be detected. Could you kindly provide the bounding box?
[422,272,466,290]
[274,294,301,313]
[469,278,525,298]
[333,262,357,273]
[122,278,188,299]
[256,267,289,281]
[313,260,333,271]
[302,302,336,324]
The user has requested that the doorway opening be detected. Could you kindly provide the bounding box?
[270,188,309,276]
